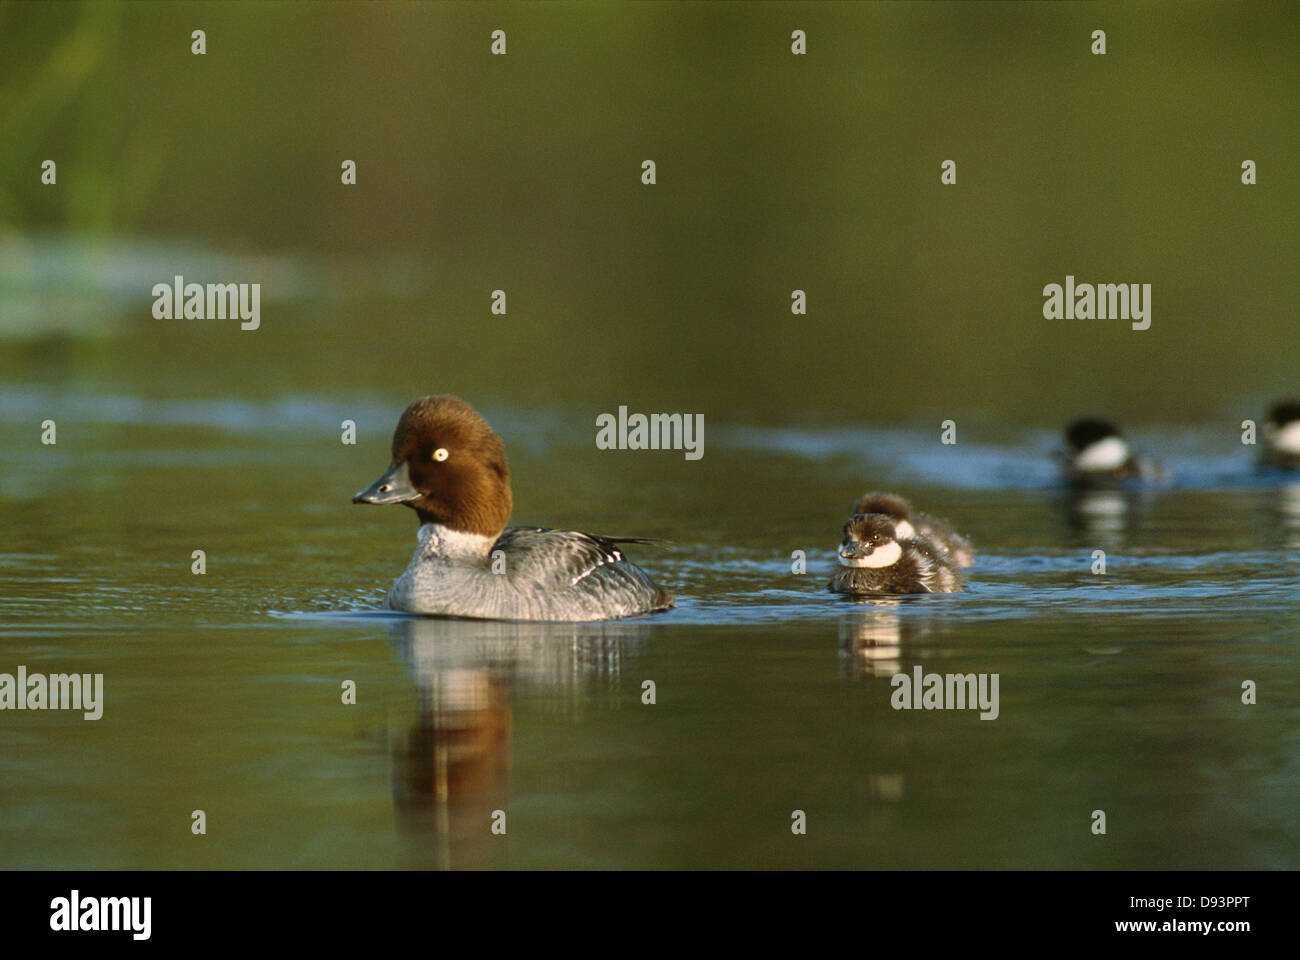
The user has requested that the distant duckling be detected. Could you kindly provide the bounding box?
[1061,416,1165,484]
[852,491,974,567]
[829,514,963,596]
[1260,399,1300,469]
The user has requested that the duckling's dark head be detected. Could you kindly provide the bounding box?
[839,513,902,566]
[1064,416,1124,453]
[352,395,513,537]
[1264,398,1300,460]
[1266,398,1300,430]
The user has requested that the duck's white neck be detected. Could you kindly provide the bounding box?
[417,523,497,561]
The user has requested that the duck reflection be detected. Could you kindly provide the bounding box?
[385,616,651,868]
[1059,486,1150,549]
[836,601,940,680]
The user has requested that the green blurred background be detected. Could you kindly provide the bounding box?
[1,0,1295,427]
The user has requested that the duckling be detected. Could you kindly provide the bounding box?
[1061,416,1165,484]
[828,514,963,596]
[852,491,974,567]
[1260,398,1300,469]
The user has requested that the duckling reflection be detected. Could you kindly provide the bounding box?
[837,606,912,826]
[1262,481,1300,549]
[1059,486,1142,549]
[386,616,651,868]
[838,603,932,680]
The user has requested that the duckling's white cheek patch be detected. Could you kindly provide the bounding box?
[893,520,917,539]
[1272,422,1300,455]
[1075,437,1130,471]
[839,541,903,568]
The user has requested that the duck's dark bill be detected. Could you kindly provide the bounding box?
[352,461,420,505]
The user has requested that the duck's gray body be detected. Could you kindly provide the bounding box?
[386,523,674,622]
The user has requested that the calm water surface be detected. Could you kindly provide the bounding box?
[1,386,1296,869]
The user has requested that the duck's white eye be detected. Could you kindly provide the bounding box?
[432,448,449,462]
